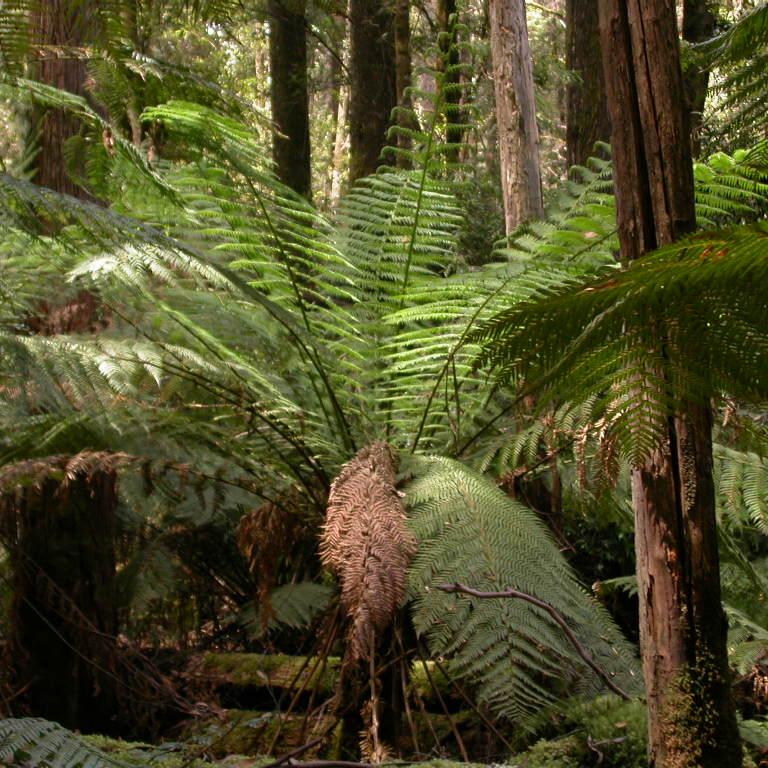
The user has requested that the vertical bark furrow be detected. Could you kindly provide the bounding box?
[598,1,741,765]
[565,0,611,168]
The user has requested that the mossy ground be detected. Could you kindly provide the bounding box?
[200,652,340,695]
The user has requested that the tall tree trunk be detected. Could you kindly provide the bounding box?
[348,0,397,182]
[565,0,611,167]
[20,1,121,734]
[437,0,462,162]
[598,2,741,766]
[1,471,119,732]
[488,0,544,234]
[683,0,717,156]
[394,0,414,167]
[32,0,99,197]
[330,76,350,206]
[269,0,312,199]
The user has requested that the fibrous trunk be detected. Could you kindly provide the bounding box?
[488,0,544,234]
[565,0,611,167]
[348,0,397,181]
[269,0,312,199]
[598,1,741,765]
[1,472,119,731]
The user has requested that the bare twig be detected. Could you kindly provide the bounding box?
[429,655,513,751]
[261,737,325,768]
[527,1,565,19]
[415,641,470,762]
[437,583,631,701]
[287,761,374,768]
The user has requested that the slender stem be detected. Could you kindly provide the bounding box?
[415,641,470,762]
[261,737,325,768]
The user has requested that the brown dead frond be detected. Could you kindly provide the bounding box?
[0,451,136,493]
[26,290,110,336]
[320,442,416,662]
[238,487,316,629]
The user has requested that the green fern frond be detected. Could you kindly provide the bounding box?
[240,581,336,639]
[0,718,133,768]
[699,2,768,145]
[475,223,768,464]
[405,455,639,723]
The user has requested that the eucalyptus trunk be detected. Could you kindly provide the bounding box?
[565,0,611,167]
[269,0,312,199]
[348,0,397,181]
[488,0,544,234]
[32,0,99,197]
[598,1,741,765]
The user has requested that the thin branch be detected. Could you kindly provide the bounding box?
[286,762,373,768]
[261,737,325,768]
[527,2,565,20]
[415,641,470,762]
[437,582,632,701]
[429,655,513,751]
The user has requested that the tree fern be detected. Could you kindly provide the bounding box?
[405,455,639,724]
[0,718,134,768]
[474,222,768,465]
[699,2,768,147]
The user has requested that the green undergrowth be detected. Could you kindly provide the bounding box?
[82,733,271,767]
[83,734,483,768]
[505,696,648,768]
[200,653,340,695]
[199,653,450,701]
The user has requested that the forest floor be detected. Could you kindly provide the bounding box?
[86,651,651,768]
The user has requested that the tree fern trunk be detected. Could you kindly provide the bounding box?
[2,472,119,732]
[598,2,741,765]
[488,0,544,235]
[269,0,312,199]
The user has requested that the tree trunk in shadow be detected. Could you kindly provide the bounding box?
[683,0,716,157]
[565,0,611,167]
[269,0,312,199]
[32,0,101,199]
[348,0,396,182]
[1,471,119,732]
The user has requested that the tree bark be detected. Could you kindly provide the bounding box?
[269,0,312,199]
[598,2,742,766]
[565,0,611,167]
[437,0,462,162]
[32,0,100,198]
[488,0,544,235]
[348,0,397,182]
[683,0,717,156]
[1,472,119,732]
